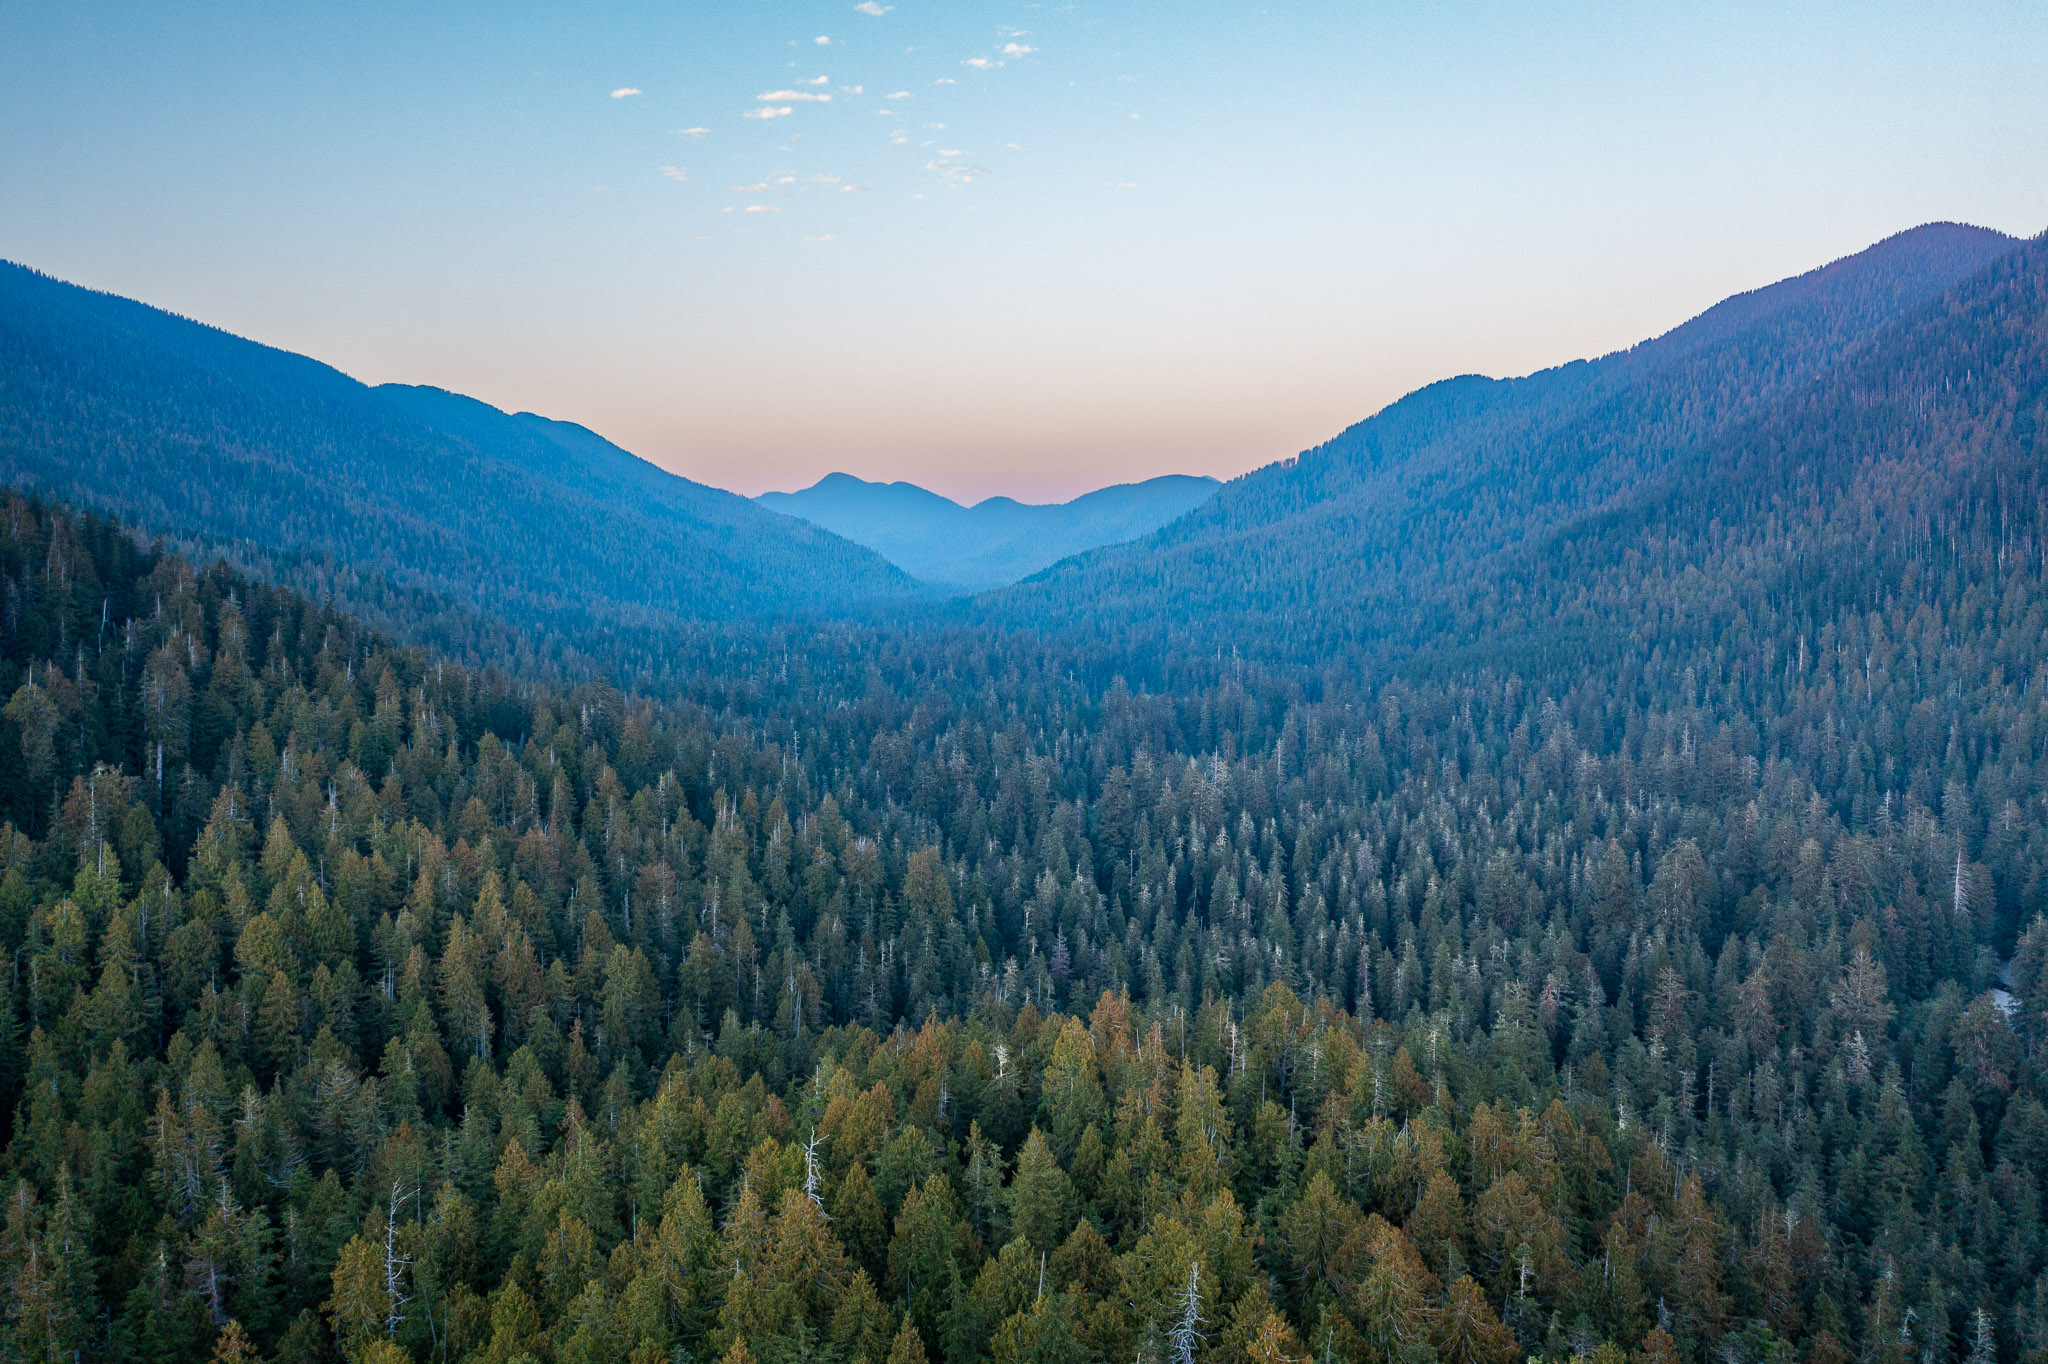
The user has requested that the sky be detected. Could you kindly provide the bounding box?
[2,2,2045,503]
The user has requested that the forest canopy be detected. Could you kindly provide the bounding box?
[0,228,2044,1364]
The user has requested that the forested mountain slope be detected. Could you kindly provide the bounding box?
[7,287,2048,1364]
[0,265,924,625]
[1437,231,2048,688]
[997,223,2021,661]
[0,224,2046,1364]
[758,472,1220,590]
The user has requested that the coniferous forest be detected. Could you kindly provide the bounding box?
[0,225,2046,1364]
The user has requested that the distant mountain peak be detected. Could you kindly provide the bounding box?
[758,472,1220,590]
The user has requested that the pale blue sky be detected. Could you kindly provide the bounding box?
[2,1,2044,501]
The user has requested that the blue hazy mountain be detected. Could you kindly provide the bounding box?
[0,262,926,626]
[996,221,2024,655]
[757,471,1220,589]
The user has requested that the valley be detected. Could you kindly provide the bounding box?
[0,224,2043,1364]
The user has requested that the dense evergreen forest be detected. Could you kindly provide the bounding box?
[0,223,2046,1364]
[0,262,924,630]
[996,224,2021,666]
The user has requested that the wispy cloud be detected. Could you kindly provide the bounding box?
[805,234,840,242]
[745,204,782,213]
[610,87,642,99]
[814,35,832,45]
[964,57,994,69]
[659,166,689,181]
[1000,43,1036,58]
[745,106,795,119]
[883,91,911,100]
[758,89,833,102]
[677,127,711,138]
[933,77,955,85]
[925,156,988,183]
[854,0,891,13]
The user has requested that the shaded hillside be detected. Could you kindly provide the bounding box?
[759,471,1218,589]
[1453,230,2048,694]
[7,331,2048,1359]
[2,226,2048,1364]
[997,223,2022,660]
[0,265,924,626]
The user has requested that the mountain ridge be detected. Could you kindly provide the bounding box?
[2,222,2048,1364]
[0,262,929,633]
[758,470,1220,590]
[994,221,2026,651]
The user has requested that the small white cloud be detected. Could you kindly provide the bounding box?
[839,84,864,94]
[758,89,832,101]
[611,87,642,99]
[660,166,689,182]
[933,77,955,84]
[732,181,772,192]
[926,156,987,182]
[883,91,911,100]
[814,35,832,44]
[810,173,843,184]
[1000,43,1036,57]
[746,106,795,119]
[854,0,891,13]
[805,75,830,85]
[677,127,711,137]
[1006,141,1022,149]
[1113,181,1138,189]
[964,57,994,69]
[804,234,839,242]
[746,204,782,213]
[938,148,963,157]
[888,135,910,147]
[840,183,866,192]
